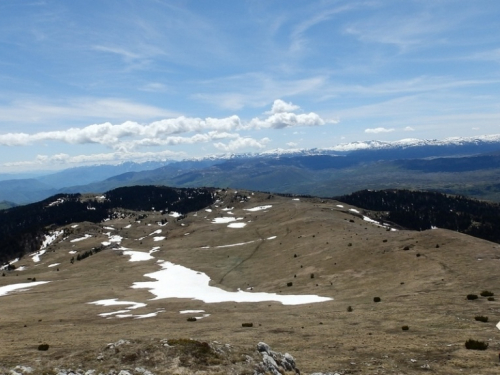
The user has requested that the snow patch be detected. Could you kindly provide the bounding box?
[132,261,332,305]
[0,281,50,297]
[244,205,272,212]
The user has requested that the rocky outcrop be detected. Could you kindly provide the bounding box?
[254,341,300,375]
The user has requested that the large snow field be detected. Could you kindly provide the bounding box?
[132,261,332,306]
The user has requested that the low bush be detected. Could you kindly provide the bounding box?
[465,339,488,350]
[347,306,353,312]
[474,316,488,322]
[480,290,494,297]
[286,282,293,287]
[466,294,478,300]
[186,317,197,322]
[401,325,409,331]
[373,297,381,303]
[487,297,495,301]
[37,343,49,351]
[242,323,253,327]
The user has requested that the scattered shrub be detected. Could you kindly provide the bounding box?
[347,243,352,247]
[37,343,49,351]
[287,282,293,287]
[401,325,409,331]
[403,246,410,250]
[474,316,488,322]
[241,323,253,327]
[480,290,494,297]
[466,294,478,300]
[465,339,488,350]
[310,273,315,279]
[373,297,381,303]
[487,297,495,301]
[347,306,353,312]
[383,239,387,242]
[186,317,197,322]
[416,253,421,257]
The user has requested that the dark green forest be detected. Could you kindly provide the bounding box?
[0,186,215,265]
[337,189,500,244]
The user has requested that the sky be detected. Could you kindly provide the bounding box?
[1,0,500,173]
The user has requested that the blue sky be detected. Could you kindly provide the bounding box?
[1,0,500,172]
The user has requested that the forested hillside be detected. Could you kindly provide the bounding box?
[337,189,500,243]
[0,186,215,265]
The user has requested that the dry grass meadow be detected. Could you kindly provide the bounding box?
[1,190,500,374]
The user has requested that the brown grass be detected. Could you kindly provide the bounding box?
[1,190,500,374]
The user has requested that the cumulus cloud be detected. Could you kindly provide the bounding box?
[404,126,415,131]
[286,142,298,147]
[249,112,327,129]
[0,100,332,150]
[213,137,270,152]
[268,99,300,114]
[364,127,395,134]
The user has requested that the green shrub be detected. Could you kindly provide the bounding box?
[487,297,495,301]
[480,290,494,297]
[38,343,49,351]
[373,297,381,303]
[287,282,293,287]
[186,317,197,322]
[466,294,478,300]
[474,316,488,322]
[347,306,353,312]
[242,323,253,327]
[465,339,488,350]
[401,325,409,331]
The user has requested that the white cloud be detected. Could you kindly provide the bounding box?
[0,100,331,149]
[365,127,395,134]
[213,137,270,153]
[286,142,298,147]
[269,99,300,114]
[404,126,415,131]
[249,112,329,129]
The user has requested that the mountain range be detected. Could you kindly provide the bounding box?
[3,134,500,205]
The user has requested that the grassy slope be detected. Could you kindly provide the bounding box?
[0,191,499,374]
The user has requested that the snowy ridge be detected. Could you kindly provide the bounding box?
[187,133,500,161]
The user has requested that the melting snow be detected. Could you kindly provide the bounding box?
[153,236,166,241]
[216,240,256,248]
[118,248,154,262]
[89,299,146,310]
[48,263,60,268]
[212,217,237,224]
[228,223,247,228]
[205,209,212,212]
[267,236,277,240]
[349,208,360,214]
[180,310,205,314]
[103,226,115,230]
[336,204,344,208]
[0,281,50,297]
[244,205,272,212]
[71,224,79,228]
[132,261,332,305]
[32,250,46,263]
[169,212,181,218]
[124,224,132,229]
[292,198,300,201]
[150,229,162,235]
[70,234,92,243]
[40,230,63,249]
